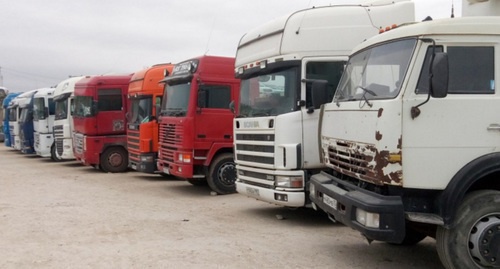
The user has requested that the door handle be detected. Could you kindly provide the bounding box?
[487,124,500,131]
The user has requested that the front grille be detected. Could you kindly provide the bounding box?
[127,129,140,153]
[328,146,369,175]
[53,125,64,155]
[158,123,182,163]
[326,140,380,183]
[34,133,40,150]
[236,133,275,141]
[74,133,84,154]
[236,154,274,164]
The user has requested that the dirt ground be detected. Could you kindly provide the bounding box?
[0,145,445,269]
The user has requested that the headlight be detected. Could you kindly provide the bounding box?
[309,183,316,197]
[275,175,304,188]
[177,153,192,163]
[355,208,380,228]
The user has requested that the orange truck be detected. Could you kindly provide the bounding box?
[127,63,174,174]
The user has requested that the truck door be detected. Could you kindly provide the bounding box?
[301,59,346,169]
[194,83,234,150]
[96,88,126,135]
[402,44,497,189]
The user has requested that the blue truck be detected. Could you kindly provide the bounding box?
[3,92,21,147]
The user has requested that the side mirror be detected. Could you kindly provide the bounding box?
[92,100,98,115]
[311,80,329,109]
[197,90,207,109]
[430,52,448,98]
[229,100,235,114]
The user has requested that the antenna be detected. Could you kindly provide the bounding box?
[451,0,455,18]
[204,17,216,55]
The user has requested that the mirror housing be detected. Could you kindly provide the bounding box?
[197,90,207,109]
[311,80,329,109]
[430,52,448,98]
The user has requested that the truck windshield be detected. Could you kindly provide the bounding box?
[162,83,190,117]
[20,107,32,122]
[129,96,153,124]
[335,39,416,102]
[55,98,68,120]
[73,96,94,117]
[33,98,46,120]
[239,67,298,117]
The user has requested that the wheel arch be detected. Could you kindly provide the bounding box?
[439,152,500,227]
[202,143,234,168]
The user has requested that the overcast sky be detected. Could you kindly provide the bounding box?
[0,0,461,92]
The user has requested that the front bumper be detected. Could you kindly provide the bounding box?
[236,181,306,207]
[129,153,156,174]
[309,171,406,243]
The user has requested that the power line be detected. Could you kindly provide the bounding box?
[1,66,62,81]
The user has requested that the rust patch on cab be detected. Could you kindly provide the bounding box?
[377,108,383,118]
[375,131,382,141]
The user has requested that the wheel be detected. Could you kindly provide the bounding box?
[390,225,427,246]
[187,179,208,186]
[207,153,236,194]
[436,190,500,269]
[100,147,128,173]
[50,143,62,162]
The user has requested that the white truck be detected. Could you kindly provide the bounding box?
[234,0,415,207]
[33,87,56,158]
[308,14,500,269]
[53,76,84,161]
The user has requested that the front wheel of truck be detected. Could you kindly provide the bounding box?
[50,143,61,162]
[100,147,128,173]
[207,153,236,195]
[436,190,500,269]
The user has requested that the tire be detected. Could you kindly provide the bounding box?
[436,190,500,269]
[100,147,128,173]
[207,153,236,194]
[50,143,62,162]
[187,179,208,186]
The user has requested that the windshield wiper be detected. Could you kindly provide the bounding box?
[355,86,377,108]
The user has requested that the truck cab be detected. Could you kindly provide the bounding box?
[73,74,132,172]
[53,76,84,161]
[33,87,56,158]
[15,89,39,153]
[309,16,500,269]
[2,92,21,146]
[157,56,241,194]
[127,64,173,173]
[0,88,7,142]
[234,1,415,207]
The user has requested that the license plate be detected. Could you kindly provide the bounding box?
[163,167,170,174]
[131,164,137,170]
[246,187,260,197]
[323,194,337,210]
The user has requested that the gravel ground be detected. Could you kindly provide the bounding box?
[0,146,444,269]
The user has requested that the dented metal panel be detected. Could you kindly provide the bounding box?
[321,100,403,186]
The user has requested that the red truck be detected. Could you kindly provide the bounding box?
[73,74,133,172]
[157,55,240,194]
[127,63,174,174]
